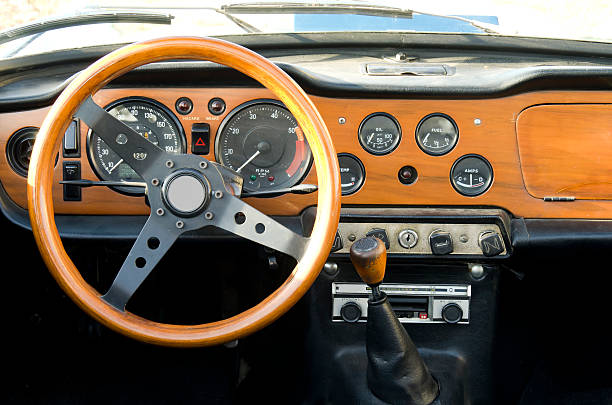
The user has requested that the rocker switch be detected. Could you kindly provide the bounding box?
[63,161,81,201]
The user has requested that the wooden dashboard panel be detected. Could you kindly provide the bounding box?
[517,104,612,200]
[4,89,612,219]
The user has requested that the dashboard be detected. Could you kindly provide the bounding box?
[2,87,612,219]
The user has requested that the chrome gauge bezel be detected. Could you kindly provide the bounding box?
[357,112,402,156]
[450,154,494,197]
[86,96,187,196]
[415,113,459,156]
[338,153,366,195]
[214,99,313,194]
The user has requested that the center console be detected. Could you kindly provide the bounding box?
[302,207,510,404]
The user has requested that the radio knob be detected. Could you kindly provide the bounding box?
[340,302,362,323]
[441,303,463,324]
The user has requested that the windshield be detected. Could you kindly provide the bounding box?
[1,0,611,58]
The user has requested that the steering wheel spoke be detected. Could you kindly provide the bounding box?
[75,96,170,178]
[102,215,182,311]
[211,194,309,260]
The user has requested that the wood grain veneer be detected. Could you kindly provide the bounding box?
[517,104,612,200]
[6,89,612,218]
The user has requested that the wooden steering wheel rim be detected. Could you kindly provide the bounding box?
[27,37,341,347]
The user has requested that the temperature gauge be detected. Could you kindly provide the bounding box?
[338,153,365,195]
[358,113,401,155]
[450,155,493,196]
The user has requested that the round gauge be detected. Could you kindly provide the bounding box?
[338,153,365,195]
[215,100,312,193]
[88,97,186,195]
[358,113,401,155]
[416,113,459,156]
[450,155,493,196]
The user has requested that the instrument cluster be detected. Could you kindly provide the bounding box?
[77,96,494,199]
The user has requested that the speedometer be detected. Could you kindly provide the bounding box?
[215,100,312,193]
[87,97,186,195]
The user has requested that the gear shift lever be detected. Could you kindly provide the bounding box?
[348,236,387,299]
[350,237,439,405]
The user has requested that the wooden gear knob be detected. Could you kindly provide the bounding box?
[349,236,387,286]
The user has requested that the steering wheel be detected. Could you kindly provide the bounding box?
[27,37,341,347]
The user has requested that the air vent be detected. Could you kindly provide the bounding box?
[7,127,38,177]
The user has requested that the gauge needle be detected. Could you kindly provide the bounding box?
[108,159,123,173]
[236,150,260,173]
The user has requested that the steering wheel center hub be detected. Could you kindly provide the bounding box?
[162,169,210,217]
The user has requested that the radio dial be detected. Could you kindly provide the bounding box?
[340,302,362,323]
[441,303,463,324]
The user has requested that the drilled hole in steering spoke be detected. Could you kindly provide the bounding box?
[235,212,246,225]
[135,257,147,268]
[255,223,265,234]
[147,237,160,250]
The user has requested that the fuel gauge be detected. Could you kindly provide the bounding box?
[338,153,365,195]
[450,155,493,196]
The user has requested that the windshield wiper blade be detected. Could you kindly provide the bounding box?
[0,10,173,47]
[222,2,501,35]
[222,3,413,18]
[88,5,261,34]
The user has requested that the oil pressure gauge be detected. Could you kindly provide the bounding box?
[450,154,493,196]
[358,113,401,155]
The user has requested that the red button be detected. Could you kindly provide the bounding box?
[419,313,428,319]
[268,176,275,182]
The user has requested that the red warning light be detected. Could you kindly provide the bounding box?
[195,138,206,146]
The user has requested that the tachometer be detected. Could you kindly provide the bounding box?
[215,100,312,193]
[87,97,186,195]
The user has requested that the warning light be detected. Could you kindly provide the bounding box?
[195,138,206,146]
[419,313,428,320]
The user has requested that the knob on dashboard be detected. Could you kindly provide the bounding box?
[429,230,454,255]
[340,302,362,323]
[478,231,504,257]
[441,303,463,324]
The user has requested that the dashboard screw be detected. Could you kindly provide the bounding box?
[214,190,223,199]
[151,178,160,186]
[176,220,184,229]
[156,208,164,216]
[199,161,208,169]
[348,234,356,242]
[460,234,469,243]
[338,117,346,125]
[165,160,174,168]
[474,118,482,126]
[205,212,214,220]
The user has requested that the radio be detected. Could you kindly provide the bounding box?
[332,282,471,324]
